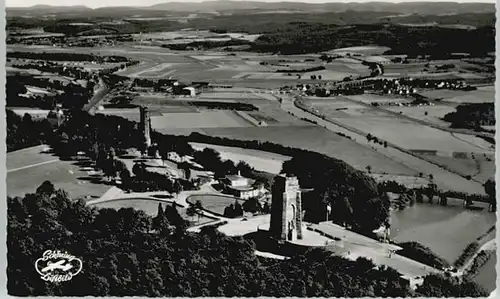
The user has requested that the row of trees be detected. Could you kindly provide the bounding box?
[7,51,129,63]
[224,198,271,218]
[378,178,495,212]
[7,181,488,297]
[189,101,259,111]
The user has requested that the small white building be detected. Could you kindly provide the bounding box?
[221,171,265,200]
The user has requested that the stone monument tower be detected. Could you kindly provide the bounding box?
[270,174,303,241]
[139,106,151,149]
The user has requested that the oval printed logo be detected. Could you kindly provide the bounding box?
[35,250,83,282]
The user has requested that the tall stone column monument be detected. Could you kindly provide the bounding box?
[270,174,303,241]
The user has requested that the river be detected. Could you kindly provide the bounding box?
[390,202,496,291]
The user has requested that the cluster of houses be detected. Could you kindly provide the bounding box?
[375,81,418,96]
[132,78,203,97]
[8,34,133,48]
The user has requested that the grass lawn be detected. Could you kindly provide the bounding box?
[7,156,110,200]
[89,198,215,226]
[150,110,252,129]
[186,194,244,216]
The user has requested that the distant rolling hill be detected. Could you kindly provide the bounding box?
[6,1,496,15]
[148,1,495,14]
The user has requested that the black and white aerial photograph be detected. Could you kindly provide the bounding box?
[4,0,497,296]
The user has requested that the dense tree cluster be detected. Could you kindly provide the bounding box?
[8,182,487,297]
[161,39,250,51]
[223,200,244,218]
[466,250,494,278]
[6,110,54,152]
[397,242,451,270]
[153,202,189,233]
[192,148,259,179]
[249,24,494,55]
[5,74,93,110]
[443,103,495,130]
[284,156,389,233]
[454,242,480,268]
[484,179,496,212]
[188,101,259,111]
[415,274,487,297]
[275,66,325,73]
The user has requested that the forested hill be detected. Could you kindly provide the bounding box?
[7,1,495,15]
[250,23,495,55]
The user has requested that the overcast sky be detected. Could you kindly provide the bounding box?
[6,0,495,9]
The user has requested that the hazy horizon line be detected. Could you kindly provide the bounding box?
[6,0,496,9]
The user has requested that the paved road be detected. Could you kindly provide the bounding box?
[7,159,60,173]
[278,94,485,194]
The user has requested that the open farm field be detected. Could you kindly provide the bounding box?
[325,61,370,73]
[186,194,244,216]
[450,133,494,151]
[159,63,215,79]
[232,72,293,80]
[381,64,428,77]
[454,72,486,80]
[128,62,184,77]
[177,69,243,81]
[190,142,291,174]
[385,104,456,127]
[419,89,470,100]
[7,146,109,199]
[438,86,494,103]
[421,155,478,177]
[200,125,418,176]
[307,98,493,153]
[471,159,495,183]
[97,108,142,122]
[407,72,462,80]
[327,46,391,56]
[421,155,495,184]
[6,66,44,75]
[303,69,361,81]
[150,110,253,129]
[346,94,412,105]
